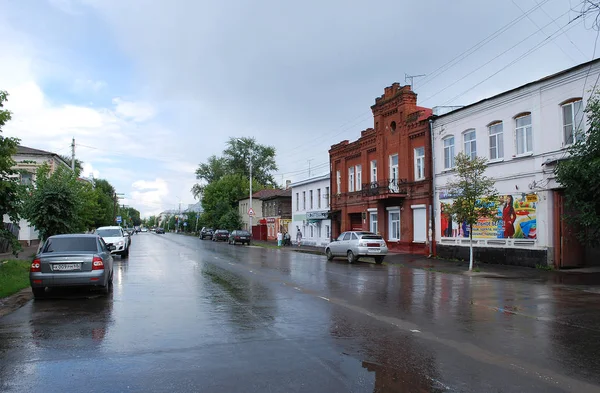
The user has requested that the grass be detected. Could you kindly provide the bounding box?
[0,260,31,298]
[474,267,481,272]
[252,242,281,250]
[535,263,554,271]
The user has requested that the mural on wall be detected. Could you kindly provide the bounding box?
[440,193,537,239]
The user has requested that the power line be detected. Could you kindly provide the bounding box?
[421,7,577,105]
[534,0,588,59]
[442,12,585,106]
[416,0,553,90]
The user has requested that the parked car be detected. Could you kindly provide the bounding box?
[212,230,229,242]
[228,230,251,245]
[325,231,388,264]
[199,227,214,240]
[30,234,114,299]
[155,227,165,234]
[95,226,130,258]
[141,227,148,232]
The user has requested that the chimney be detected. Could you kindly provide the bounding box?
[285,180,291,189]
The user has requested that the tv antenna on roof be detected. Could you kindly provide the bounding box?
[405,73,426,89]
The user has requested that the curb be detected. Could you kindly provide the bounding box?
[0,288,33,319]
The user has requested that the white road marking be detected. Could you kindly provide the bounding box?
[410,329,421,333]
[318,296,330,301]
[228,263,234,265]
[294,287,301,291]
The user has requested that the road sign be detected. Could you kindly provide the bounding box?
[248,208,255,216]
[116,216,122,224]
[183,222,188,226]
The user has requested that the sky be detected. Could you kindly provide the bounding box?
[1,0,598,217]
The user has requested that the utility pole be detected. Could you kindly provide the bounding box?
[249,158,253,228]
[71,137,76,172]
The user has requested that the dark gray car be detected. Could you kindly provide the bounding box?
[29,234,115,299]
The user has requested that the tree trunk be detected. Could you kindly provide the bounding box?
[469,223,474,271]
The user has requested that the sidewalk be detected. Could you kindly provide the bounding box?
[0,245,38,262]
[251,239,600,290]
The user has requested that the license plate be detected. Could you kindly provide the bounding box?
[368,248,381,253]
[53,263,81,271]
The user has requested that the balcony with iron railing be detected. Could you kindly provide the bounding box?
[332,178,408,206]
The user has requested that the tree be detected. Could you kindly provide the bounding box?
[0,90,22,254]
[59,154,83,174]
[444,153,498,270]
[191,137,277,199]
[23,165,89,239]
[555,91,600,247]
[93,179,116,227]
[146,215,157,227]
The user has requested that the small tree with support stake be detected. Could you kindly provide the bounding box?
[444,153,498,271]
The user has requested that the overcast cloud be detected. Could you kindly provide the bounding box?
[1,0,597,216]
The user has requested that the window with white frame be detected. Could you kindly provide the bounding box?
[336,171,341,194]
[388,210,400,241]
[310,226,313,238]
[348,167,355,192]
[443,136,455,169]
[562,100,584,145]
[295,193,299,211]
[370,160,377,183]
[370,212,378,234]
[488,122,504,160]
[356,164,362,191]
[515,114,532,154]
[463,129,476,160]
[317,189,321,209]
[325,225,330,240]
[309,190,313,209]
[325,187,329,207]
[414,147,425,180]
[302,191,306,210]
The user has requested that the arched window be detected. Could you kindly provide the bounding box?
[443,135,455,169]
[487,121,503,160]
[560,98,584,145]
[514,112,532,154]
[462,129,476,160]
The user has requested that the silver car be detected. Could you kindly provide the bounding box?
[325,231,388,264]
[30,234,115,299]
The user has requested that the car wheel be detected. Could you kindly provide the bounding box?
[122,249,129,259]
[347,250,357,264]
[102,282,111,295]
[32,287,46,299]
[326,248,334,261]
[108,270,114,286]
[374,256,385,264]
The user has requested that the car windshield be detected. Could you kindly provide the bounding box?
[96,229,122,237]
[237,231,250,236]
[43,237,98,253]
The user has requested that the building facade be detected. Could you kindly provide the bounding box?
[3,146,71,246]
[261,189,292,240]
[329,83,433,253]
[432,59,600,268]
[290,174,331,247]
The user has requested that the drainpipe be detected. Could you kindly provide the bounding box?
[428,118,435,258]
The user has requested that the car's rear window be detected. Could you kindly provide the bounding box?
[237,231,250,236]
[96,229,122,237]
[361,235,383,240]
[43,237,98,253]
[216,230,228,233]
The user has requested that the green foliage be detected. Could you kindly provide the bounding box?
[118,206,141,227]
[59,154,83,174]
[168,215,176,230]
[0,260,31,298]
[192,137,276,198]
[23,165,92,239]
[146,215,157,227]
[92,179,116,228]
[535,263,554,271]
[444,153,499,229]
[0,91,22,254]
[555,92,600,247]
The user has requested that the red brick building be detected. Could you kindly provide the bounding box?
[329,83,433,253]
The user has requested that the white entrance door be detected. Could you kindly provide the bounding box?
[412,207,426,243]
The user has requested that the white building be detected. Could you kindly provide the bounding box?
[432,59,600,268]
[290,174,331,246]
[2,146,71,247]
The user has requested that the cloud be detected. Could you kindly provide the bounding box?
[130,178,170,216]
[73,78,106,93]
[81,162,100,178]
[112,97,156,122]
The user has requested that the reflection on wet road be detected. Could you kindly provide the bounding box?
[1,233,600,392]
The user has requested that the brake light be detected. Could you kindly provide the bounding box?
[30,259,41,272]
[92,256,104,270]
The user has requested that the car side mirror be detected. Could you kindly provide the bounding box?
[124,232,130,237]
[107,244,116,251]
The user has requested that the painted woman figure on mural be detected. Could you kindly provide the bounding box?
[502,195,517,238]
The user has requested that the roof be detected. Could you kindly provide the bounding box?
[290,174,330,188]
[239,189,290,201]
[434,58,600,119]
[16,145,71,168]
[261,188,292,200]
[415,106,433,122]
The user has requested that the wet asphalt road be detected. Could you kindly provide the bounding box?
[1,234,600,392]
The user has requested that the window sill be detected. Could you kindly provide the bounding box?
[414,177,426,182]
[512,152,533,160]
[388,239,400,242]
[441,168,456,173]
[487,158,504,165]
[412,241,426,244]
